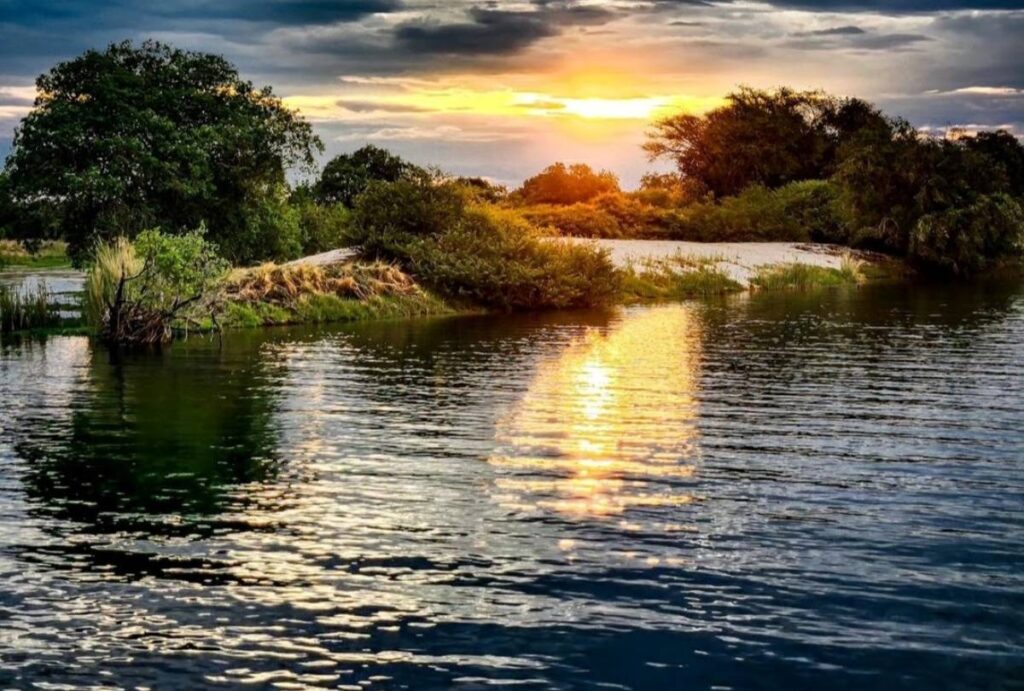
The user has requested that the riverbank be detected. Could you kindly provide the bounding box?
[0,240,901,337]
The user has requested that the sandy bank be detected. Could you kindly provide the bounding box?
[573,239,852,285]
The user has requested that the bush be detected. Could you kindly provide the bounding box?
[664,181,846,242]
[295,201,351,254]
[909,194,1024,275]
[520,202,625,238]
[408,206,620,310]
[349,172,467,258]
[314,145,420,207]
[86,230,229,345]
[350,176,619,310]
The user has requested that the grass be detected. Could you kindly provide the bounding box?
[0,240,72,269]
[0,283,65,333]
[216,260,455,328]
[750,255,863,291]
[620,254,743,303]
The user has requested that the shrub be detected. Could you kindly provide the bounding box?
[87,230,229,345]
[520,202,625,238]
[350,175,618,310]
[295,201,351,254]
[408,206,620,310]
[349,172,467,258]
[909,193,1024,275]
[664,181,846,242]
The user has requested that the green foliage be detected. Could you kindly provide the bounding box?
[3,40,322,264]
[350,175,618,310]
[294,201,351,254]
[962,130,1024,197]
[666,180,846,242]
[314,145,419,207]
[909,194,1024,275]
[453,177,508,203]
[0,283,62,333]
[86,230,228,344]
[517,162,620,205]
[750,261,861,291]
[620,256,742,302]
[834,119,1019,258]
[408,206,620,310]
[520,191,670,239]
[646,87,886,197]
[521,202,627,238]
[349,171,468,257]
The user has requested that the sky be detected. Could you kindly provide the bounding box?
[1,0,1023,187]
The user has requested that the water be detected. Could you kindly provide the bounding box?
[1,281,1022,690]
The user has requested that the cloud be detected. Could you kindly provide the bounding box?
[165,0,404,26]
[393,4,616,56]
[794,25,867,36]
[336,99,429,113]
[335,124,512,142]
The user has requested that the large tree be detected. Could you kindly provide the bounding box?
[644,87,885,198]
[3,40,322,263]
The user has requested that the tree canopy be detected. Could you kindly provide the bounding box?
[517,163,620,205]
[314,145,419,207]
[3,40,322,263]
[644,87,886,198]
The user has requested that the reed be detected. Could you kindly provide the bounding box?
[0,283,61,333]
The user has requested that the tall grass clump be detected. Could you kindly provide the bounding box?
[220,261,449,326]
[0,283,61,332]
[620,254,742,302]
[751,258,862,291]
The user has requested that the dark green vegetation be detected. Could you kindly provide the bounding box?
[349,173,619,310]
[0,283,62,332]
[86,231,228,345]
[1,40,320,265]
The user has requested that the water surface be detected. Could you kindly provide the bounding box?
[1,282,1022,689]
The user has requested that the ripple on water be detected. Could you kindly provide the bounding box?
[0,282,1022,689]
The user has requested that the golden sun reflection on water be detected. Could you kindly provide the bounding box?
[491,306,703,518]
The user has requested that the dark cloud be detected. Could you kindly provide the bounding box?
[163,0,403,26]
[336,99,428,113]
[789,29,932,51]
[769,0,1024,10]
[795,25,866,36]
[394,4,615,56]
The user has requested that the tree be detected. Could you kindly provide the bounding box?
[3,40,322,264]
[962,129,1024,198]
[518,163,620,205]
[314,145,418,207]
[644,87,883,198]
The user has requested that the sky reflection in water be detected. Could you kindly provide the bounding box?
[1,284,1023,689]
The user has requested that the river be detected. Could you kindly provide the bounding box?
[0,279,1022,689]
